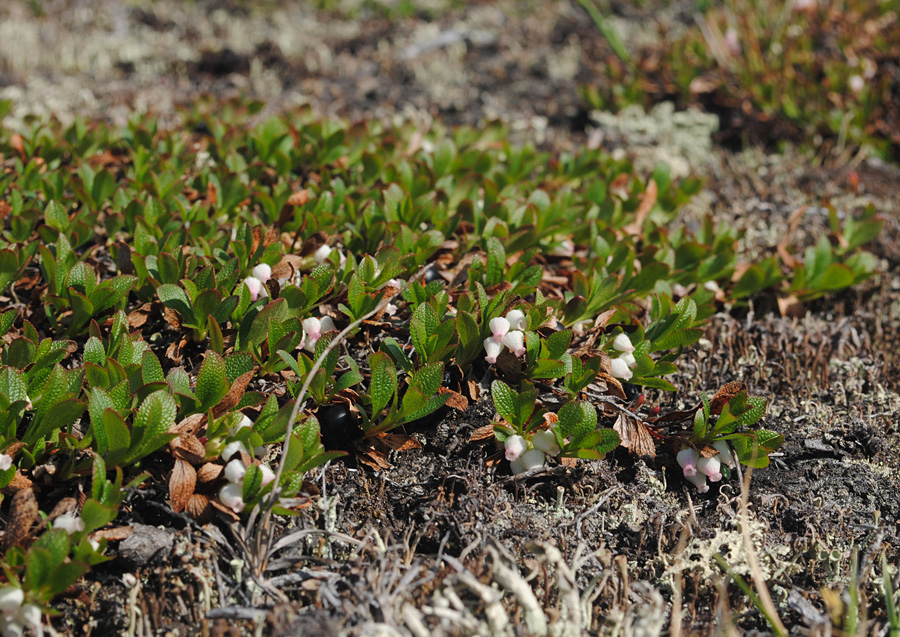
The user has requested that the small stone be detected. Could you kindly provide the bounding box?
[118,524,174,567]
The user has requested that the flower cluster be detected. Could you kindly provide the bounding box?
[676,440,736,493]
[243,263,273,302]
[608,333,637,381]
[225,415,266,457]
[483,310,527,365]
[504,429,560,475]
[301,315,336,352]
[0,588,42,637]
[218,450,276,514]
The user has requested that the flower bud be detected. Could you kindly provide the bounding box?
[0,454,11,471]
[502,330,526,357]
[314,245,333,264]
[519,449,546,472]
[612,333,635,353]
[219,483,245,513]
[484,338,503,365]
[53,513,85,535]
[224,459,246,484]
[251,263,272,283]
[0,588,24,616]
[609,357,633,381]
[676,448,699,477]
[698,455,722,482]
[531,430,560,456]
[504,435,527,462]
[243,276,263,301]
[620,352,637,369]
[259,464,276,487]
[686,471,709,493]
[222,440,249,461]
[713,440,737,469]
[505,309,526,331]
[489,317,510,342]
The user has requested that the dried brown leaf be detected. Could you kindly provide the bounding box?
[709,382,746,415]
[185,494,214,522]
[438,386,468,411]
[613,413,656,458]
[622,179,657,236]
[3,487,38,550]
[169,459,196,514]
[197,463,224,484]
[171,434,207,464]
[89,526,134,542]
[469,424,496,442]
[213,369,255,416]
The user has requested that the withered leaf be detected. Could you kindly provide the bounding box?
[197,463,224,484]
[213,369,255,416]
[185,494,214,523]
[169,412,206,436]
[3,487,38,550]
[89,526,134,542]
[171,434,207,465]
[1,471,33,495]
[469,424,496,442]
[613,413,656,458]
[438,386,468,411]
[46,497,78,524]
[169,459,196,514]
[376,433,422,452]
[709,382,746,415]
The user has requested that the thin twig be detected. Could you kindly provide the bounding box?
[244,267,424,577]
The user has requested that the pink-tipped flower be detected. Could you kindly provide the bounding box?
[489,317,510,343]
[697,455,722,482]
[677,448,699,478]
[686,471,710,494]
[224,459,246,484]
[0,454,11,471]
[619,352,637,369]
[505,309,527,331]
[243,276,263,301]
[302,316,337,352]
[505,435,527,462]
[612,333,635,353]
[251,263,272,283]
[502,330,526,357]
[484,337,503,364]
[713,440,737,469]
[532,430,560,456]
[218,483,245,513]
[609,356,633,381]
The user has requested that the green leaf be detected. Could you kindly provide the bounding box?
[133,390,177,440]
[45,200,69,231]
[196,351,228,410]
[141,350,165,385]
[368,352,398,416]
[491,380,517,423]
[157,284,196,325]
[545,329,572,360]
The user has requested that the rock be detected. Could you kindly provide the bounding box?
[117,524,174,567]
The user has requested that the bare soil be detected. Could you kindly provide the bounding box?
[2,1,899,634]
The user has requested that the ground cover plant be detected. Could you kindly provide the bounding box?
[580,0,900,161]
[0,0,899,635]
[0,94,890,633]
